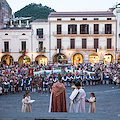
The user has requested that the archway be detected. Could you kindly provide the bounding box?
[89,53,99,64]
[1,55,14,65]
[18,56,31,65]
[103,54,114,63]
[53,53,68,63]
[72,53,83,66]
[35,55,48,65]
[117,56,120,63]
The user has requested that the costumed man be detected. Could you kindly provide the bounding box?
[69,82,86,113]
[71,73,75,85]
[49,79,67,112]
[18,78,23,93]
[62,74,67,87]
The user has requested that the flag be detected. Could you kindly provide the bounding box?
[57,49,61,53]
[22,51,25,56]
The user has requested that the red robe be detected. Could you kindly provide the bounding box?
[50,82,67,112]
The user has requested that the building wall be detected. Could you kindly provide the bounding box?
[49,16,116,63]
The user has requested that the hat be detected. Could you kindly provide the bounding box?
[75,82,81,87]
[71,85,76,89]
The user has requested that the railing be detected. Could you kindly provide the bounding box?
[53,31,114,36]
[55,46,64,50]
[36,48,46,53]
[104,46,114,49]
[2,49,11,53]
[19,49,28,53]
[67,46,114,50]
[36,35,45,39]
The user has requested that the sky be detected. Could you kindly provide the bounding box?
[7,0,120,13]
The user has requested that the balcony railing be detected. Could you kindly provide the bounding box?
[36,35,45,40]
[19,49,28,53]
[104,46,114,49]
[55,46,64,50]
[36,48,46,53]
[67,46,114,50]
[53,31,114,36]
[2,49,11,53]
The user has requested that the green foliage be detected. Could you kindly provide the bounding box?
[14,3,56,20]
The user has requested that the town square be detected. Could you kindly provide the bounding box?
[0,0,120,120]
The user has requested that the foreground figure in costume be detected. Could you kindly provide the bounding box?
[49,79,67,112]
[69,82,86,113]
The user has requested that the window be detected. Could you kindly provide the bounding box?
[82,39,86,49]
[70,39,75,49]
[4,42,9,52]
[105,24,112,34]
[38,41,43,51]
[57,39,61,49]
[68,24,77,34]
[94,39,98,49]
[94,24,99,34]
[107,18,112,20]
[57,18,62,21]
[37,28,43,38]
[107,38,112,49]
[83,18,87,20]
[21,41,26,52]
[22,33,26,35]
[71,18,75,21]
[2,2,5,8]
[80,24,89,34]
[94,18,99,20]
[6,5,8,11]
[57,25,62,34]
[5,33,8,35]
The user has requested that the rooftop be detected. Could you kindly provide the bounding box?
[33,19,48,22]
[49,11,115,17]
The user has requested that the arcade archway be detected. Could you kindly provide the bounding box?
[35,55,48,65]
[18,56,31,65]
[103,54,114,63]
[72,53,83,66]
[117,56,120,63]
[53,53,68,63]
[1,55,14,65]
[89,53,99,64]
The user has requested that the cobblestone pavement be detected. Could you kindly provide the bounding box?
[0,84,120,120]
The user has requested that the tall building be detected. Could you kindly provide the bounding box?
[0,0,12,29]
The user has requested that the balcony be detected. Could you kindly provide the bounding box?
[104,46,114,50]
[66,46,114,50]
[53,31,114,37]
[2,49,11,53]
[36,35,45,40]
[55,46,64,50]
[67,46,95,50]
[36,48,46,53]
[19,49,28,53]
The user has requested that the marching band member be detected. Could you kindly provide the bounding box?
[48,75,53,93]
[4,80,10,94]
[71,74,75,85]
[18,78,23,93]
[11,80,16,94]
[37,77,42,93]
[86,74,90,86]
[62,74,67,87]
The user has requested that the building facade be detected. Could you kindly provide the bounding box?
[49,11,116,65]
[0,10,119,65]
[0,0,12,28]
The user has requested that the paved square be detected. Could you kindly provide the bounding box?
[0,85,120,120]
